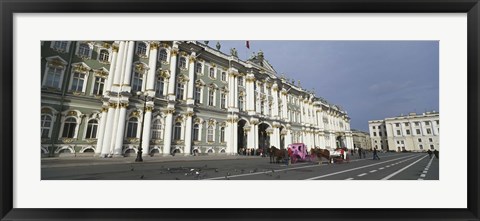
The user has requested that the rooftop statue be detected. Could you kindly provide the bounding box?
[230,48,238,57]
[216,41,221,50]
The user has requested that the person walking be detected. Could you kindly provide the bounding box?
[427,149,433,159]
[434,149,439,159]
[358,148,362,159]
[373,148,380,160]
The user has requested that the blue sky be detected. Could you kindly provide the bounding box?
[207,40,439,132]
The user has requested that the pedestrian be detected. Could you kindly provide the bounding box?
[434,149,439,159]
[427,149,433,159]
[340,148,345,160]
[373,148,380,160]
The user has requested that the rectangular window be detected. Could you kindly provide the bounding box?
[155,77,164,97]
[415,122,420,126]
[396,130,401,136]
[425,121,430,125]
[221,72,226,81]
[372,126,376,129]
[429,138,433,142]
[419,144,423,149]
[238,76,243,87]
[436,120,439,125]
[430,144,434,149]
[418,138,422,142]
[71,72,86,92]
[405,122,409,126]
[406,129,410,135]
[416,129,421,135]
[194,87,201,104]
[132,72,143,91]
[45,67,63,88]
[239,96,244,112]
[373,132,377,136]
[93,77,105,95]
[208,89,214,106]
[221,93,226,109]
[395,123,400,127]
[379,132,382,136]
[176,83,184,100]
[54,41,68,51]
[426,128,432,134]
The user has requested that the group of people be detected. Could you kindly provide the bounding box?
[239,148,260,156]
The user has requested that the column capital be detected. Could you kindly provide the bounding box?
[150,41,160,50]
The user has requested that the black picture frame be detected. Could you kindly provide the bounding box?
[1,1,479,220]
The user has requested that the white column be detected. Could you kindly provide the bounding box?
[252,120,259,150]
[146,42,159,95]
[113,103,127,156]
[122,41,135,87]
[233,75,239,109]
[285,128,292,146]
[105,46,118,93]
[109,103,120,154]
[167,45,179,101]
[247,126,255,150]
[227,120,234,154]
[101,103,116,156]
[184,111,194,155]
[233,119,238,154]
[95,106,108,156]
[272,84,279,119]
[282,91,288,121]
[141,104,154,156]
[319,132,325,148]
[163,108,174,155]
[274,126,280,148]
[113,41,126,86]
[186,53,196,105]
[246,74,255,115]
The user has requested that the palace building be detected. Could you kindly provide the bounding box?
[368,111,439,152]
[41,41,353,157]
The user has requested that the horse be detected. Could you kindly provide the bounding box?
[310,148,331,164]
[269,146,287,163]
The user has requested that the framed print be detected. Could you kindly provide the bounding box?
[1,0,479,220]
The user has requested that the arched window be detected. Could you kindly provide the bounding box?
[207,125,214,142]
[209,67,215,78]
[174,122,182,140]
[220,127,225,143]
[41,115,52,138]
[158,49,168,62]
[85,119,98,139]
[193,124,200,141]
[132,71,143,92]
[176,83,184,100]
[78,43,90,57]
[151,119,163,140]
[136,42,147,56]
[195,62,202,73]
[179,57,187,69]
[62,117,77,138]
[99,50,109,62]
[126,118,138,138]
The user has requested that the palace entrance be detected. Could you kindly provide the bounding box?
[237,119,247,154]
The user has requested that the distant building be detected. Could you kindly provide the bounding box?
[41,41,354,158]
[368,112,439,152]
[352,129,372,150]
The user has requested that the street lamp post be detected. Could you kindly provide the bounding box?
[135,91,148,162]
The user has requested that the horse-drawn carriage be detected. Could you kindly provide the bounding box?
[268,144,350,164]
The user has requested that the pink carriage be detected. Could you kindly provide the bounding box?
[287,143,314,164]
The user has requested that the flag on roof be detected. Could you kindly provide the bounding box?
[246,41,250,49]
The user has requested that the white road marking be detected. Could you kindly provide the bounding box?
[386,165,391,168]
[358,173,367,177]
[418,178,424,180]
[345,178,354,180]
[379,167,384,170]
[418,156,435,180]
[305,155,418,180]
[381,155,428,180]
[369,170,377,173]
